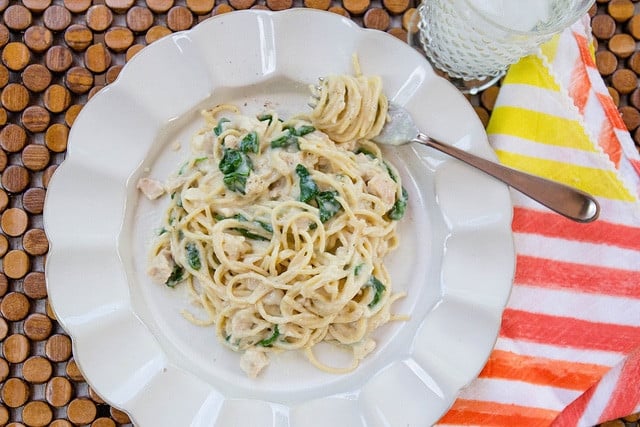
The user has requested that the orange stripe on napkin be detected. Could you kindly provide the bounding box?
[599,353,640,422]
[479,350,609,390]
[439,399,559,426]
[569,57,591,114]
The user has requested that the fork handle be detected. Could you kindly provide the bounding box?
[416,133,600,223]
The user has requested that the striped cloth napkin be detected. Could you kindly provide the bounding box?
[436,15,640,427]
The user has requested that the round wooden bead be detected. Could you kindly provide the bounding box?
[0,272,7,295]
[88,387,105,404]
[64,0,92,13]
[0,24,8,48]
[608,0,635,22]
[105,0,135,13]
[146,0,174,13]
[167,6,194,31]
[0,65,8,88]
[0,357,8,381]
[42,164,58,188]
[1,83,30,112]
[64,104,83,126]
[22,401,53,427]
[628,51,640,74]
[106,65,123,83]
[609,33,636,58]
[0,189,8,211]
[45,123,69,152]
[1,165,30,193]
[0,291,30,321]
[64,24,94,51]
[620,105,640,131]
[126,6,154,32]
[86,5,113,32]
[125,44,145,61]
[23,0,51,13]
[186,0,215,14]
[23,228,49,255]
[0,108,6,126]
[45,45,74,72]
[145,25,172,44]
[363,8,390,30]
[0,0,7,11]
[45,334,72,362]
[4,249,30,281]
[596,49,618,75]
[592,14,617,39]
[65,66,94,94]
[23,188,46,215]
[24,26,54,53]
[24,271,47,298]
[0,124,27,152]
[628,14,640,40]
[402,8,418,31]
[266,0,292,11]
[43,84,71,113]
[1,377,29,407]
[22,145,50,172]
[105,26,135,52]
[50,420,73,427]
[0,405,8,425]
[2,43,31,71]
[68,398,98,425]
[65,358,85,381]
[45,377,73,407]
[24,313,53,341]
[382,0,408,14]
[109,407,131,424]
[22,356,53,383]
[92,418,116,427]
[22,106,51,133]
[0,318,7,340]
[0,235,7,257]
[22,64,52,92]
[213,3,234,14]
[611,68,637,94]
[4,5,33,31]
[84,43,112,73]
[3,334,30,363]
[303,0,329,9]
[44,5,72,32]
[1,208,28,236]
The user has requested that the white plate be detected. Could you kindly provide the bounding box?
[44,9,515,427]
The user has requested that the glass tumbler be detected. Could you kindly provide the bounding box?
[408,0,595,94]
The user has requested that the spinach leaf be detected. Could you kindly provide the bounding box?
[223,173,248,194]
[255,220,273,233]
[240,131,259,153]
[295,164,318,203]
[270,129,299,150]
[156,227,168,236]
[354,263,365,276]
[215,213,273,240]
[384,161,398,182]
[316,191,341,222]
[194,156,208,165]
[293,125,315,136]
[366,275,385,308]
[354,147,376,159]
[165,265,184,288]
[213,118,230,136]
[233,227,270,241]
[257,325,280,347]
[185,242,201,270]
[219,148,252,194]
[387,187,408,220]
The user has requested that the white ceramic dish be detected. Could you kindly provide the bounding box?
[44,9,515,426]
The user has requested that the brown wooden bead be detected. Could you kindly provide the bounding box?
[45,123,69,152]
[23,356,53,383]
[0,0,7,11]
[7,422,28,427]
[186,0,215,14]
[0,24,8,48]
[620,105,640,131]
[23,228,49,256]
[0,291,30,321]
[303,0,329,9]
[1,165,30,193]
[146,0,174,13]
[609,33,636,58]
[64,104,83,126]
[167,6,194,30]
[4,333,30,363]
[628,14,640,40]
[631,88,640,110]
[0,64,8,88]
[611,68,637,94]
[1,208,28,236]
[363,8,390,30]
[1,377,30,407]
[64,24,94,51]
[2,43,31,71]
[0,108,6,126]
[596,49,618,75]
[45,334,72,362]
[23,188,46,215]
[24,313,53,341]
[44,5,72,32]
[608,0,635,22]
[0,357,9,381]
[382,0,408,14]
[22,106,51,133]
[0,189,8,212]
[22,401,53,427]
[22,64,52,93]
[50,420,73,427]
[65,66,94,94]
[45,46,73,73]
[0,317,7,340]
[266,0,292,11]
[109,407,131,424]
[105,0,135,13]
[88,387,105,404]
[65,358,85,381]
[213,3,234,14]
[1,83,29,112]
[64,0,92,13]
[106,65,123,84]
[0,235,7,257]
[105,26,134,52]
[4,5,33,31]
[68,398,98,425]
[92,418,116,427]
[43,84,71,113]
[628,51,640,74]
[592,14,617,40]
[45,377,73,407]
[0,405,8,425]
[3,249,30,279]
[84,43,112,73]
[126,6,154,32]
[86,5,113,32]
[329,5,350,16]
[24,271,47,298]
[623,413,640,422]
[402,8,418,31]
[23,0,51,12]
[145,25,172,44]
[24,26,54,53]
[22,145,50,172]
[42,164,57,188]
[0,123,27,152]
[125,44,145,61]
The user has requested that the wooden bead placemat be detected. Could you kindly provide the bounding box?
[0,0,638,426]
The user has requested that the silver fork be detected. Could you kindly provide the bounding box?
[310,85,599,223]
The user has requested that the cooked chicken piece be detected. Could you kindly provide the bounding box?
[366,172,396,206]
[230,309,255,337]
[223,234,250,261]
[137,178,165,200]
[262,289,284,306]
[146,249,174,284]
[239,348,269,378]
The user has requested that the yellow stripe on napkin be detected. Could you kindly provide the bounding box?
[502,56,560,90]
